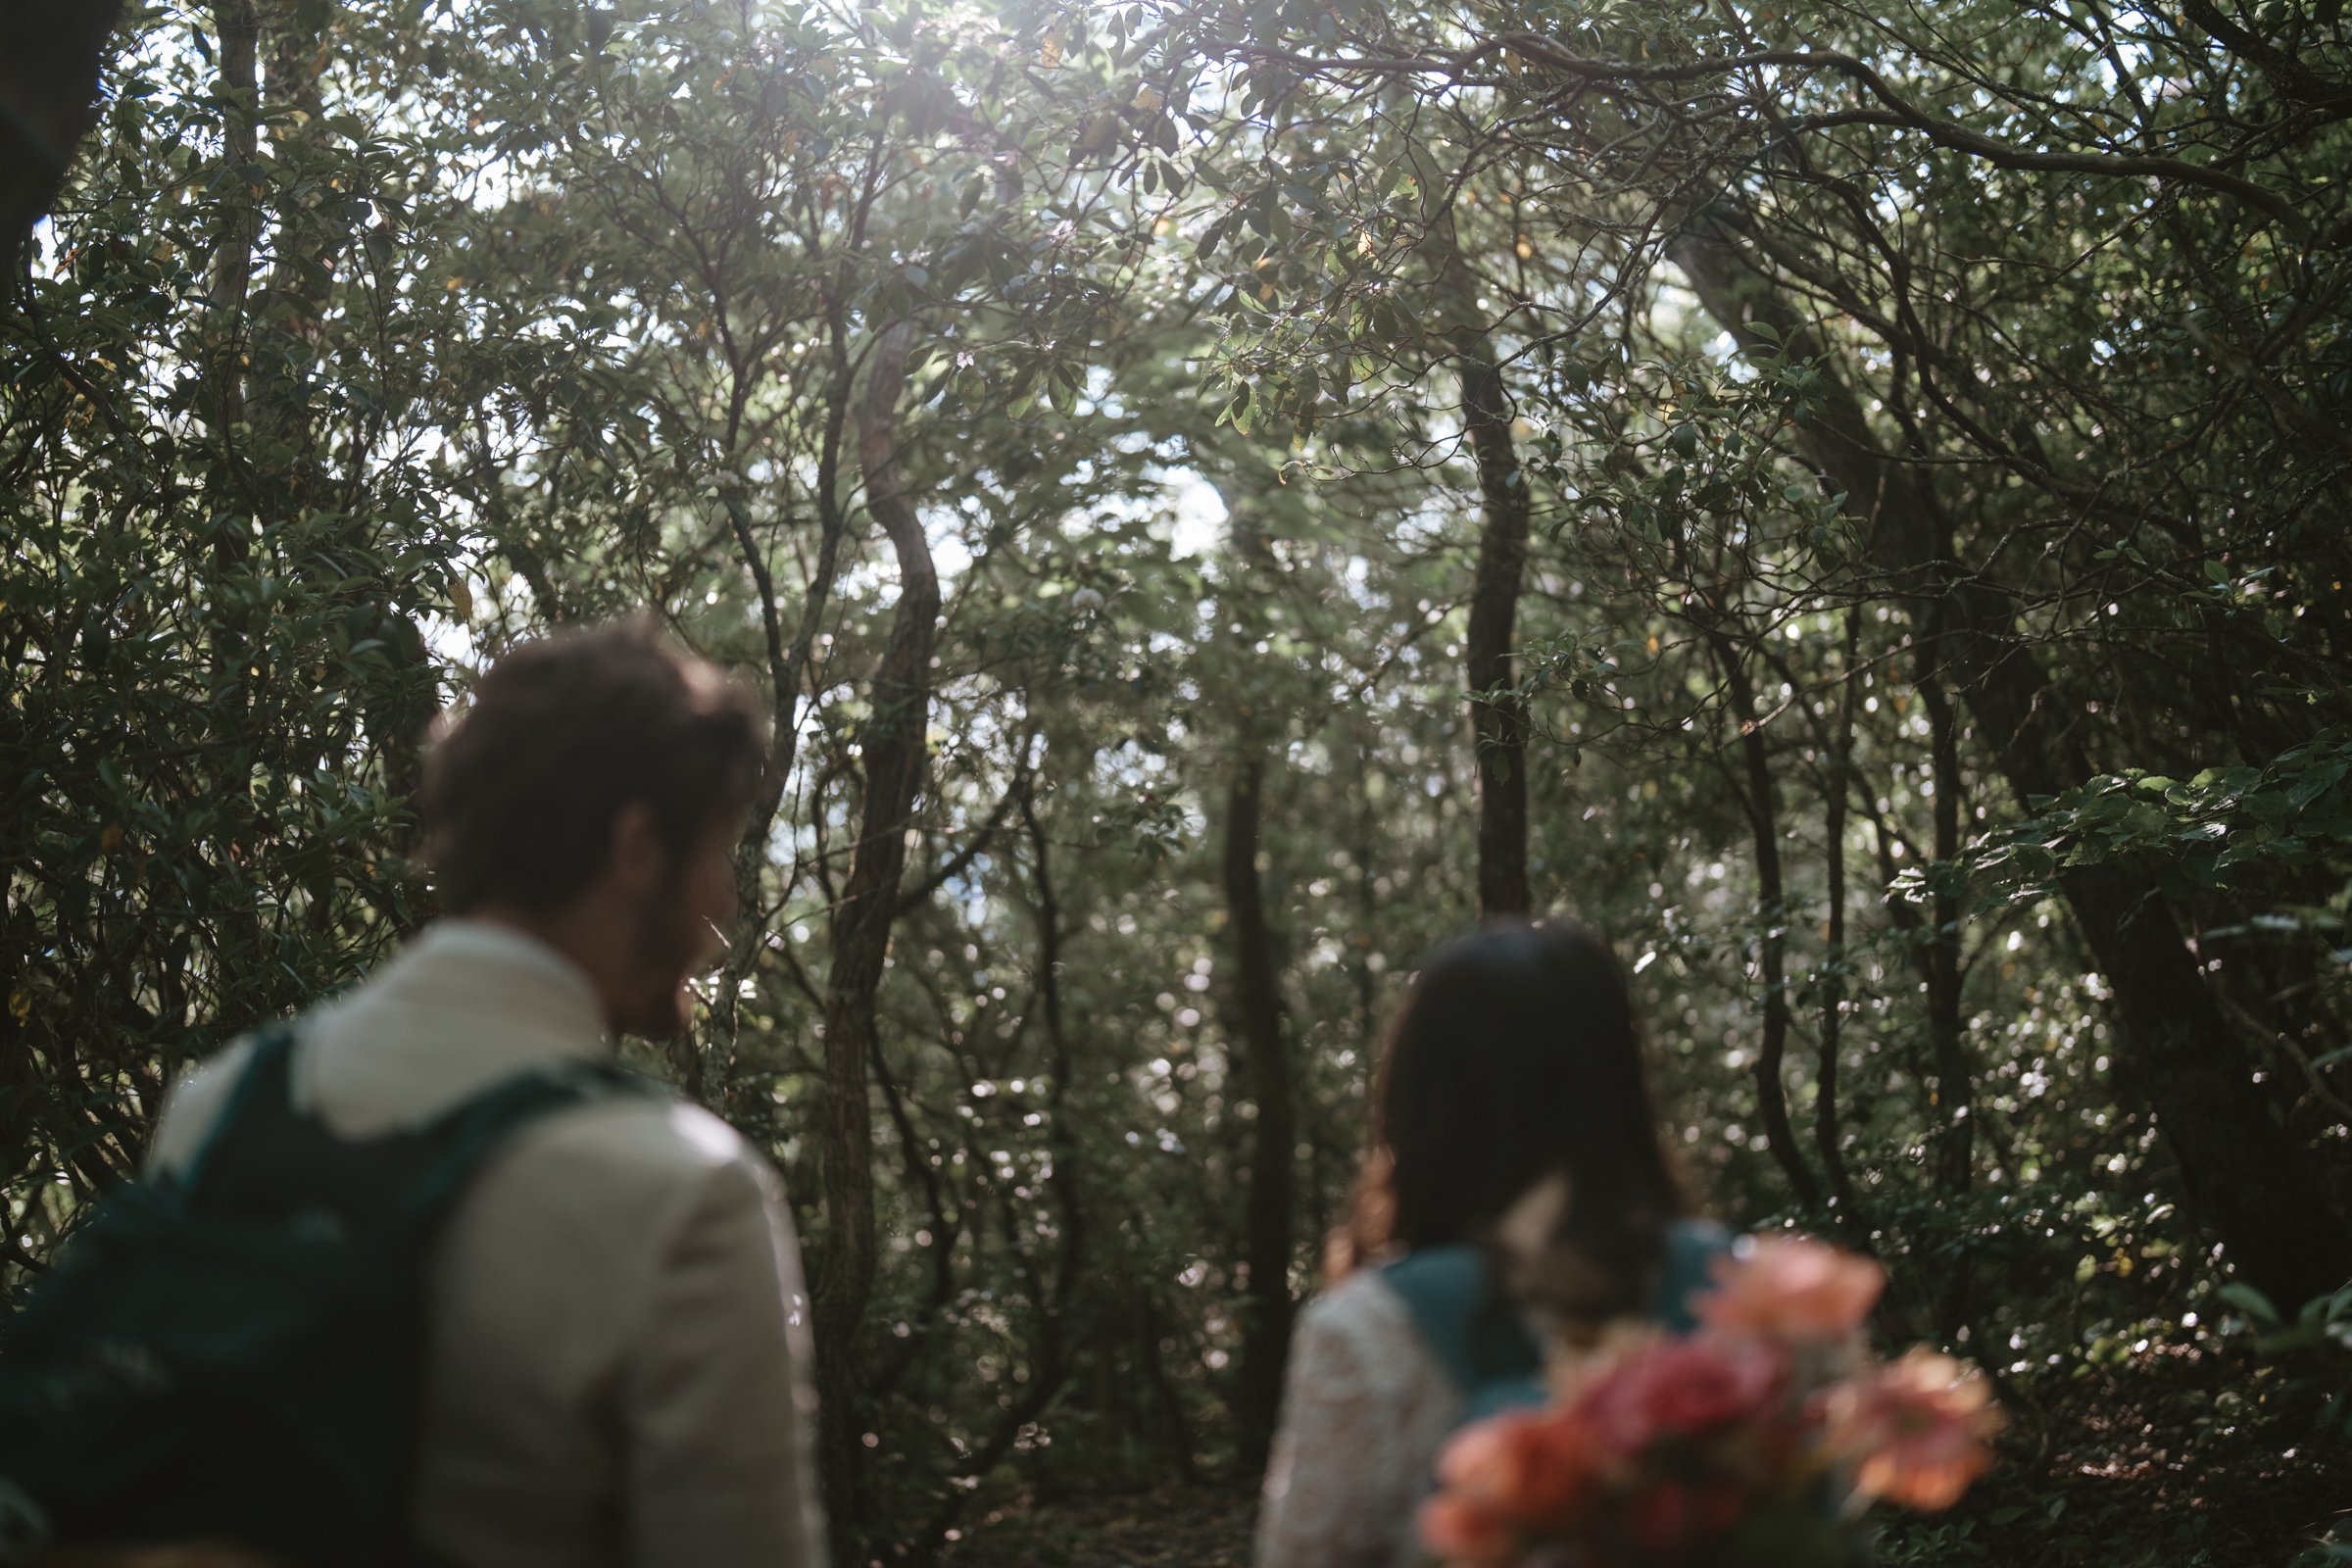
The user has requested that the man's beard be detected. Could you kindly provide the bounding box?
[613,879,708,1039]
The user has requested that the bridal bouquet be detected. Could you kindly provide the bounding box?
[1420,1238,1998,1567]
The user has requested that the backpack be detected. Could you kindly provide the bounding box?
[1382,1218,1734,1423]
[0,1023,660,1567]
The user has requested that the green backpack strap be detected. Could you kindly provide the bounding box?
[167,1020,301,1207]
[0,1022,664,1568]
[1383,1219,1739,1421]
[1655,1218,1735,1332]
[178,1021,656,1226]
[1381,1246,1545,1418]
[395,1054,655,1220]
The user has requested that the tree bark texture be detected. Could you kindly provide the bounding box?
[812,318,938,1532]
[1457,336,1534,920]
[1223,752,1297,1477]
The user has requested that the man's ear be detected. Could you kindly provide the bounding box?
[605,802,669,898]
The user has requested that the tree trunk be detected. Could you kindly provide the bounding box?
[1815,609,1860,1208]
[1458,338,1534,919]
[705,368,849,1112]
[1707,626,1825,1211]
[198,0,266,974]
[1224,752,1297,1477]
[811,319,937,1535]
[1917,662,1974,1199]
[1675,221,2352,1307]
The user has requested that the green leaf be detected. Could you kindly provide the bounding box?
[2219,1282,2280,1324]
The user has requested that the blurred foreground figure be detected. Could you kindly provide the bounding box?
[1255,920,1725,1568]
[0,622,825,1568]
[1,0,122,251]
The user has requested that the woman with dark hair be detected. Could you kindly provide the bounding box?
[1254,919,1726,1568]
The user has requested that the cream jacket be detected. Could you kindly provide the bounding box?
[149,921,827,1568]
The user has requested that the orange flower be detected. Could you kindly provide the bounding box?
[1697,1236,1885,1341]
[1417,1493,1518,1565]
[1829,1348,2001,1511]
[1435,1407,1610,1530]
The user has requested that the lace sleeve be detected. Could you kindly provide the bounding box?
[1255,1275,1464,1568]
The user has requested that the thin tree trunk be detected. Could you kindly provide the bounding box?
[811,319,937,1535]
[1707,626,1825,1211]
[206,0,260,431]
[1022,783,1089,1319]
[700,300,858,1108]
[1917,661,1974,1198]
[1428,216,1534,919]
[1458,339,1534,918]
[1224,752,1297,1476]
[1206,498,1300,1476]
[199,0,265,978]
[1815,611,1859,1208]
[706,435,847,1111]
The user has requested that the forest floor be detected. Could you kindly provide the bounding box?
[928,1337,2352,1567]
[940,1485,1257,1568]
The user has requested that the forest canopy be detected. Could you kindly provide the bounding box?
[6,0,2352,1561]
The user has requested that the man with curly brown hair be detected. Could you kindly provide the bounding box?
[148,620,825,1568]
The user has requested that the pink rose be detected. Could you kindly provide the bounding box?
[1697,1236,1885,1342]
[1578,1335,1788,1453]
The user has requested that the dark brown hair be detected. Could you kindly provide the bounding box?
[1334,919,1687,1319]
[419,619,766,914]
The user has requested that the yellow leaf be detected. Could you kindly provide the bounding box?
[1040,28,1062,68]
